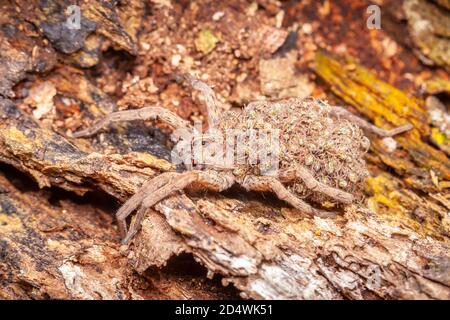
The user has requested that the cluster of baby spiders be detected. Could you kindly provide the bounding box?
[73,74,412,244]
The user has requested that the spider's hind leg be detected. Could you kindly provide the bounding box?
[330,106,413,137]
[280,167,354,204]
[240,175,338,219]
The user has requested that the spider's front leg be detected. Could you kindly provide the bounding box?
[240,175,338,218]
[330,106,413,137]
[72,106,190,138]
[118,170,235,244]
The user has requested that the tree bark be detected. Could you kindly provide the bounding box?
[0,97,449,299]
[0,0,449,300]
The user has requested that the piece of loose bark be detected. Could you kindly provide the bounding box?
[0,0,140,99]
[144,194,450,299]
[15,0,139,54]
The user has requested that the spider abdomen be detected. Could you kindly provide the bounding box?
[217,98,370,204]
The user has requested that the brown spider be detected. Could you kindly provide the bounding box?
[73,74,413,244]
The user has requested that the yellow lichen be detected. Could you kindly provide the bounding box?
[430,128,449,155]
[195,29,219,54]
[365,173,449,240]
[423,77,450,95]
[431,128,447,145]
[0,214,24,233]
[315,51,450,191]
[0,126,39,151]
[124,152,175,171]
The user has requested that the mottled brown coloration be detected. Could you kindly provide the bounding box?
[218,98,371,203]
[74,76,412,244]
[2,0,448,301]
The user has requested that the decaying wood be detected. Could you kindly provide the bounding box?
[316,51,450,241]
[1,0,450,300]
[0,96,449,299]
[14,0,139,66]
[0,165,238,299]
[404,0,450,69]
[0,3,56,98]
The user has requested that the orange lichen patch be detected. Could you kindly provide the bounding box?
[315,51,450,192]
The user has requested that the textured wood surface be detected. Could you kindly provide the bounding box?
[0,0,449,299]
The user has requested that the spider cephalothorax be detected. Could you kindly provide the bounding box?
[73,74,412,244]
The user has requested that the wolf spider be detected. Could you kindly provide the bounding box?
[73,74,413,244]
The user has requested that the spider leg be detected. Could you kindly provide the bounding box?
[120,170,235,244]
[116,173,176,238]
[330,106,413,137]
[279,167,354,204]
[72,106,190,138]
[175,73,220,128]
[239,175,338,218]
[123,205,148,245]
